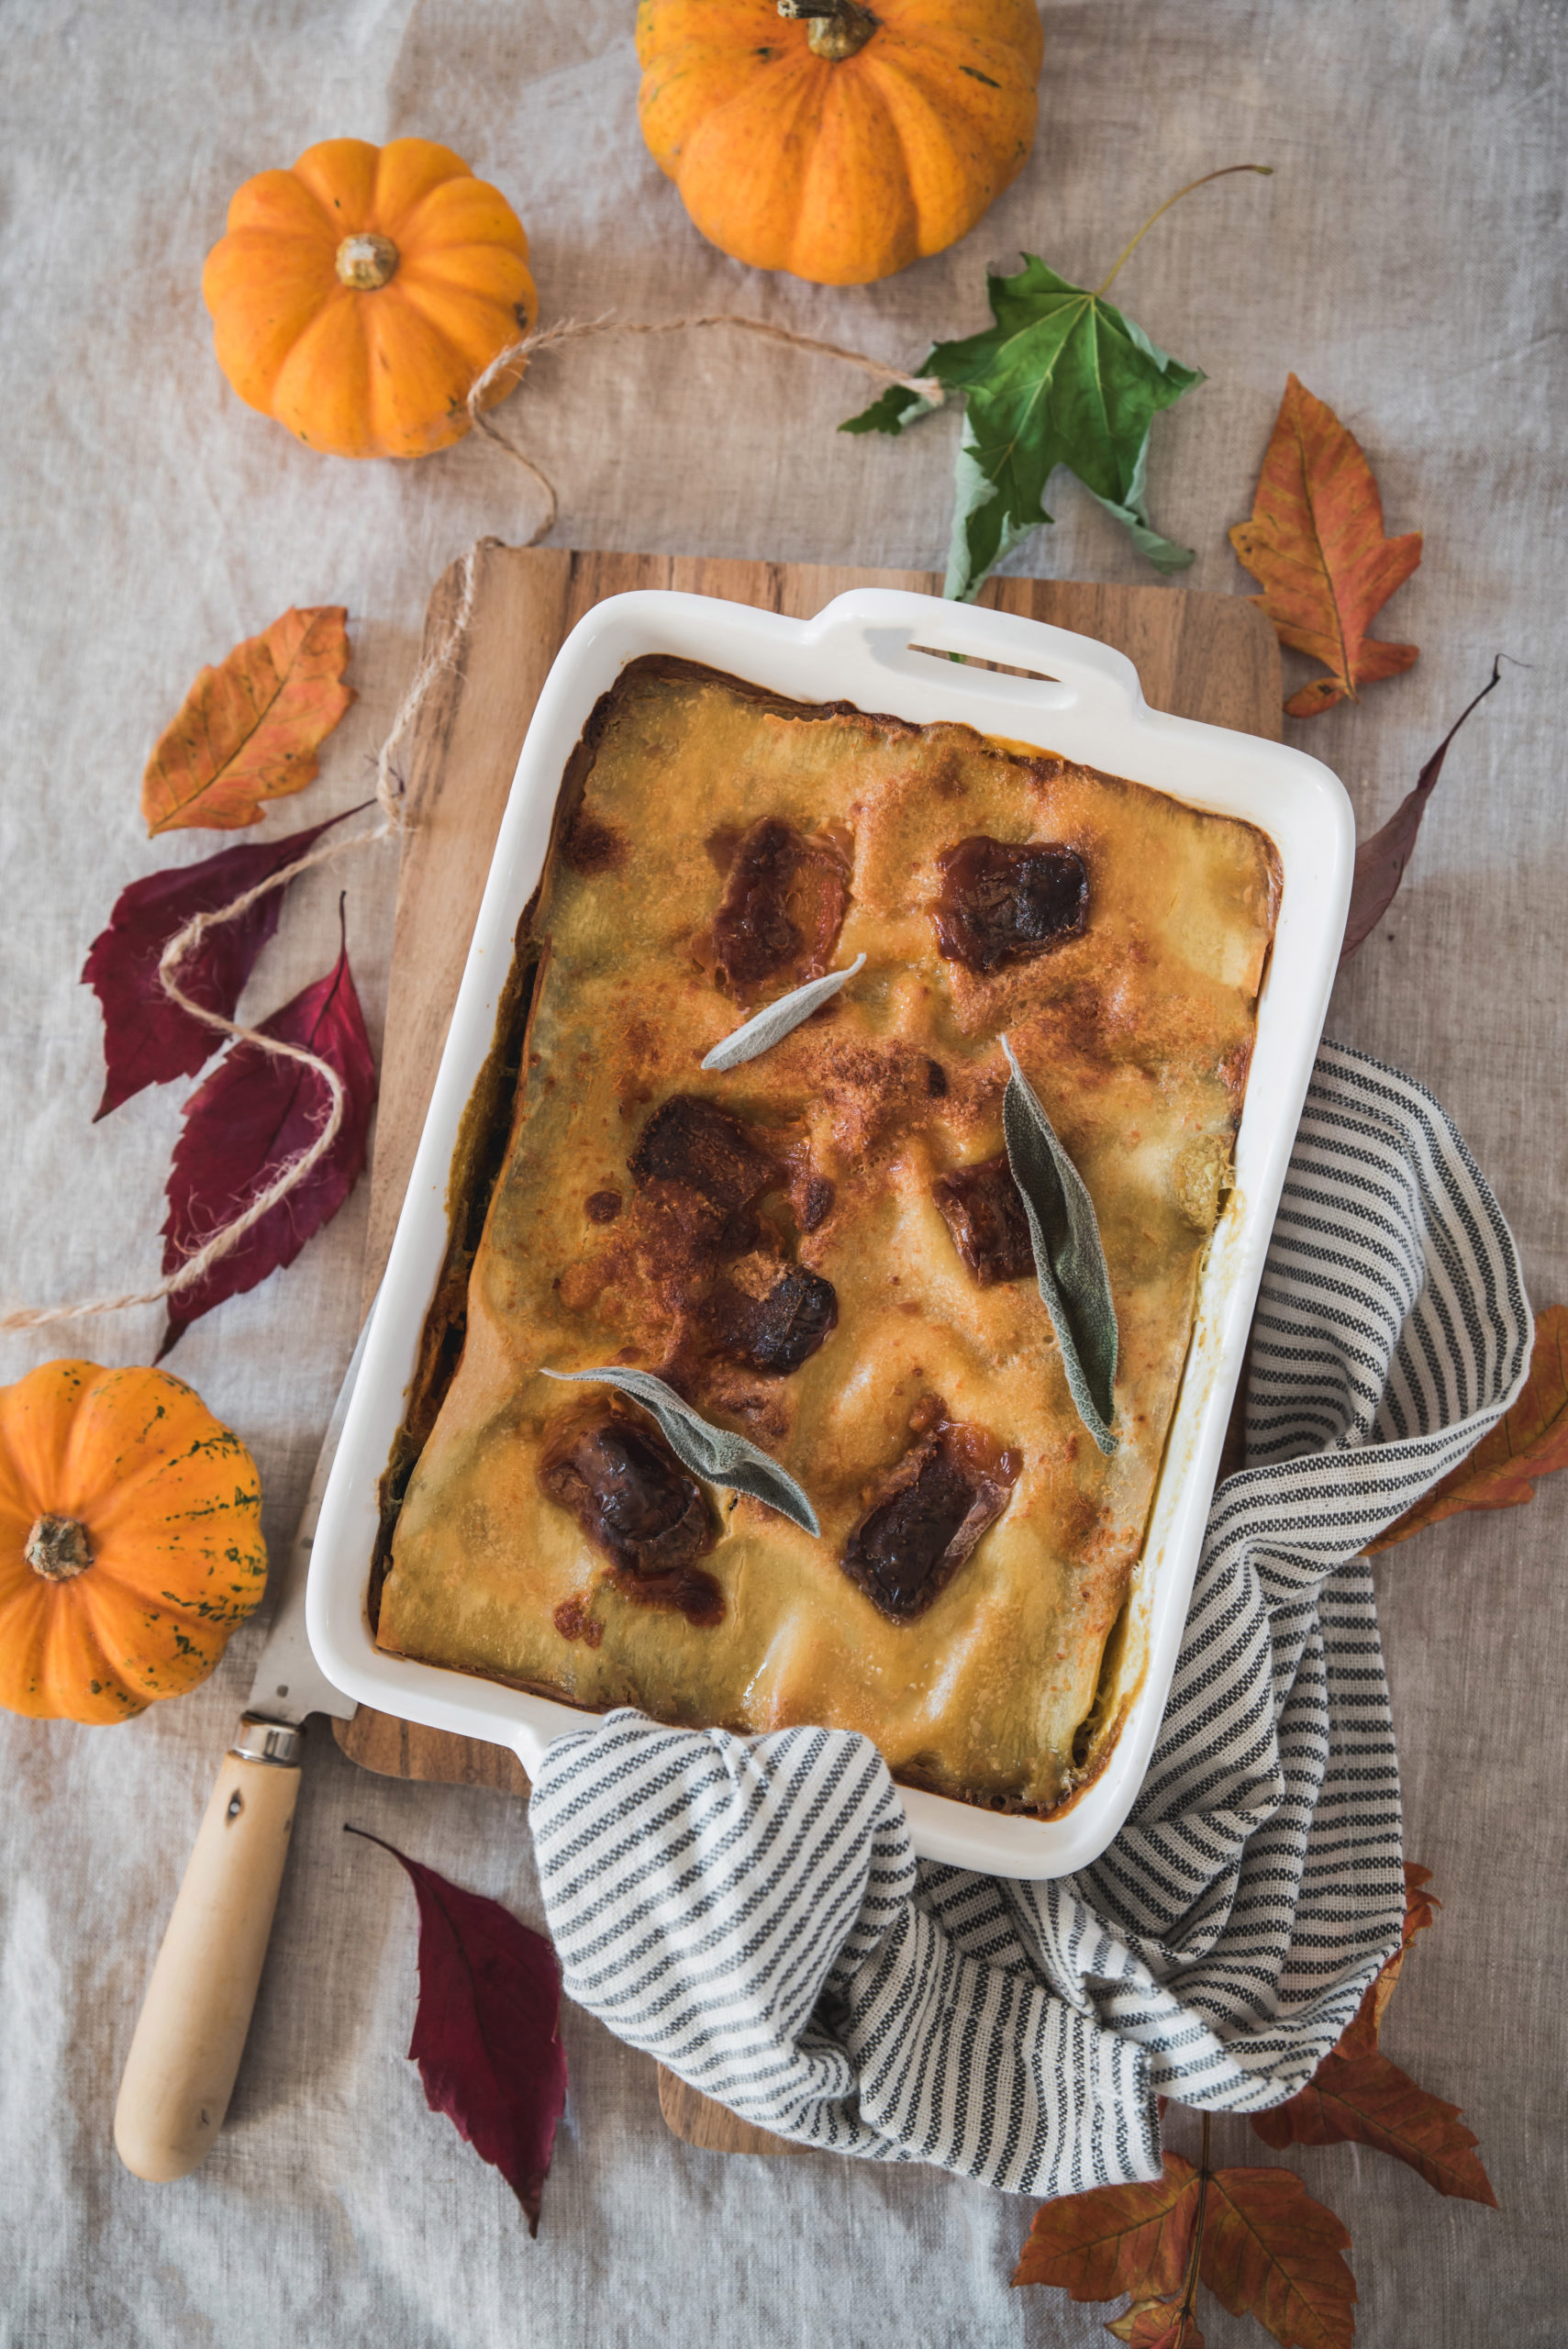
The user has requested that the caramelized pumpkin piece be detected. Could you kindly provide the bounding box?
[539,1414,722,1626]
[931,835,1088,973]
[539,1416,711,1576]
[629,1095,775,1213]
[930,1152,1034,1286]
[697,816,850,998]
[842,1404,1020,1620]
[706,1264,839,1375]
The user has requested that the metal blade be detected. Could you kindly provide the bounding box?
[245,1307,376,1726]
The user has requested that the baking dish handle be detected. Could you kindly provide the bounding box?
[806,590,1144,720]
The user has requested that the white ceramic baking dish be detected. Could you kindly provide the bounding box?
[307,587,1353,1879]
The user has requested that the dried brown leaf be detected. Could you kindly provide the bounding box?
[1199,2166,1356,2349]
[1367,1304,1568,1551]
[1107,2299,1207,2346]
[1012,2154,1200,2299]
[1249,2051,1496,2208]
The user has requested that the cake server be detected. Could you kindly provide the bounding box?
[113,1312,367,2182]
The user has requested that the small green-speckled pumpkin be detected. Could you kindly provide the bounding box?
[0,1361,266,1724]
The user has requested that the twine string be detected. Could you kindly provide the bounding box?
[465,313,945,539]
[3,311,931,1335]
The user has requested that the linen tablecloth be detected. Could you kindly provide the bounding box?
[1,4,1563,2343]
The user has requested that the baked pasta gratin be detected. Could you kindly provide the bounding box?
[373,657,1281,1815]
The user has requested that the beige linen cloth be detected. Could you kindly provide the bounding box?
[0,4,1563,2343]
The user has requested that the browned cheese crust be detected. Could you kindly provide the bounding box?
[375,660,1280,1813]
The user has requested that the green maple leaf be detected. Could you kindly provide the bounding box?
[845,257,1203,601]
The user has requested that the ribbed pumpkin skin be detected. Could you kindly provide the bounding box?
[0,1362,267,1724]
[636,0,1044,286]
[203,137,538,460]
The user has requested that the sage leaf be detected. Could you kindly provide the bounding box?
[539,1365,819,1535]
[700,954,866,1073]
[1000,1037,1119,1455]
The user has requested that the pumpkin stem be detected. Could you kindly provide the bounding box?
[336,232,399,292]
[777,0,879,62]
[26,1514,94,1582]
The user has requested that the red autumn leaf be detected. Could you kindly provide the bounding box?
[141,604,354,835]
[1013,2154,1200,2298]
[156,905,375,1354]
[1340,660,1504,961]
[1106,2299,1206,2346]
[1366,1303,1568,1551]
[1198,2166,1357,2349]
[347,1826,568,2234]
[82,807,362,1119]
[1230,373,1421,719]
[1335,1862,1439,2058]
[1249,2051,1496,2207]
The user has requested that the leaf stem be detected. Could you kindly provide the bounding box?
[1412,654,1505,793]
[1180,2111,1212,2322]
[343,1821,403,1861]
[1096,164,1273,295]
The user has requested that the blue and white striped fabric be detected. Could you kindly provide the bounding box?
[530,1041,1531,2196]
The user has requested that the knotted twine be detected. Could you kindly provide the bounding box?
[0,317,937,1334]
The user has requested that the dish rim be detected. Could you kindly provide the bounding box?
[306,585,1353,1879]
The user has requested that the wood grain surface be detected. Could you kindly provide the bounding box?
[332,540,1281,2157]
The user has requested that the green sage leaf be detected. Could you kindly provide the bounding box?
[1000,1037,1119,1455]
[539,1365,819,1535]
[841,256,1201,603]
[700,954,866,1073]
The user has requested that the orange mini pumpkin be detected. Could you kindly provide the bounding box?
[0,1362,267,1724]
[203,137,538,460]
[636,0,1044,286]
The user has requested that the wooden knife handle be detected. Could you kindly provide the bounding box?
[114,1717,302,2181]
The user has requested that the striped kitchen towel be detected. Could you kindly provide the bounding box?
[530,1041,1532,2196]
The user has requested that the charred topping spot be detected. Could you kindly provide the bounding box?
[925,1057,949,1098]
[619,1556,725,1627]
[706,1264,839,1375]
[584,1188,622,1224]
[842,1405,1020,1620]
[628,1095,775,1213]
[561,801,626,875]
[931,836,1088,974]
[552,1597,604,1647]
[695,815,850,998]
[799,1173,836,1232]
[930,1152,1035,1286]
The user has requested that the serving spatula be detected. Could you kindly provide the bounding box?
[112,1318,366,2181]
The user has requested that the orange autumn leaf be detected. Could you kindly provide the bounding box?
[1366,1304,1568,1552]
[1230,374,1421,719]
[1335,1862,1438,2058]
[1250,2050,1496,2208]
[1012,2154,1200,2299]
[140,605,354,835]
[1198,2166,1356,2349]
[1107,2299,1206,2346]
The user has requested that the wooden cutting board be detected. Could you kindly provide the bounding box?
[333,540,1281,2155]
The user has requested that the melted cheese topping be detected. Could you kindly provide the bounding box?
[375,662,1279,1813]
